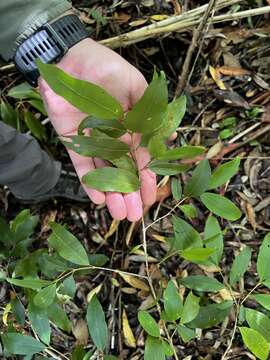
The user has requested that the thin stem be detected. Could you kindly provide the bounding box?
[221,282,262,360]
[142,217,179,360]
[144,198,187,231]
[54,265,148,285]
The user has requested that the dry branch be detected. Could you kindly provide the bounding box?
[101,4,270,49]
[175,0,217,96]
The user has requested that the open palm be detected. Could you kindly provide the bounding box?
[39,39,157,221]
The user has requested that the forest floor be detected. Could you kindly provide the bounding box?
[1,0,270,359]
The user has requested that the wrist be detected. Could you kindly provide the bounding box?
[14,14,89,86]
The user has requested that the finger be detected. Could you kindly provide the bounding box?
[135,147,151,171]
[135,147,157,206]
[68,150,105,204]
[93,157,127,220]
[140,168,157,206]
[169,131,178,142]
[124,191,143,222]
[129,71,148,107]
[106,192,127,220]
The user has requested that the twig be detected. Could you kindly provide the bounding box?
[221,282,262,360]
[144,198,186,231]
[142,217,179,360]
[101,0,241,48]
[100,4,270,49]
[174,0,217,97]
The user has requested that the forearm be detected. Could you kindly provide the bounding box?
[0,0,72,61]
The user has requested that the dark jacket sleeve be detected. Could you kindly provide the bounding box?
[0,0,72,61]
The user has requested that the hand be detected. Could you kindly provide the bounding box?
[39,38,157,221]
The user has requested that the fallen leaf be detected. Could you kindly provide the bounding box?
[113,12,131,24]
[129,18,148,27]
[87,284,103,303]
[72,319,89,346]
[156,180,171,203]
[217,66,250,77]
[219,288,234,301]
[209,65,226,90]
[119,273,149,292]
[121,287,137,294]
[150,14,168,21]
[104,219,120,240]
[206,141,223,159]
[246,202,257,231]
[2,303,12,326]
[151,234,166,243]
[139,295,156,310]
[213,89,250,110]
[122,309,136,348]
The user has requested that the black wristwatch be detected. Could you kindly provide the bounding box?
[14,14,89,86]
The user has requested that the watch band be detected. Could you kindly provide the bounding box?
[14,14,89,86]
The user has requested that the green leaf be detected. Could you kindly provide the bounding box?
[184,159,211,198]
[188,301,233,329]
[7,278,51,290]
[71,346,86,360]
[257,233,270,282]
[33,284,56,308]
[38,253,70,279]
[8,82,41,100]
[157,96,186,139]
[0,216,13,247]
[86,295,108,351]
[200,192,241,221]
[239,327,269,360]
[60,275,76,298]
[245,308,270,342]
[252,294,270,311]
[177,324,196,343]
[1,333,46,355]
[124,72,167,134]
[29,99,47,115]
[11,209,39,243]
[48,223,89,266]
[171,178,182,201]
[148,136,167,158]
[163,280,183,321]
[138,311,160,337]
[180,275,224,292]
[161,340,174,356]
[63,135,129,160]
[173,216,202,251]
[47,303,71,332]
[181,247,215,263]
[82,167,140,193]
[78,117,126,138]
[110,155,137,174]
[24,111,46,141]
[28,298,51,345]
[88,254,109,267]
[203,216,223,265]
[37,62,123,119]
[179,204,197,218]
[209,157,240,189]
[181,292,200,324]
[11,298,25,326]
[157,146,205,161]
[149,160,189,175]
[0,101,18,128]
[144,336,165,360]
[229,247,251,287]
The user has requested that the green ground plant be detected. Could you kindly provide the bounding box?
[1,64,270,360]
